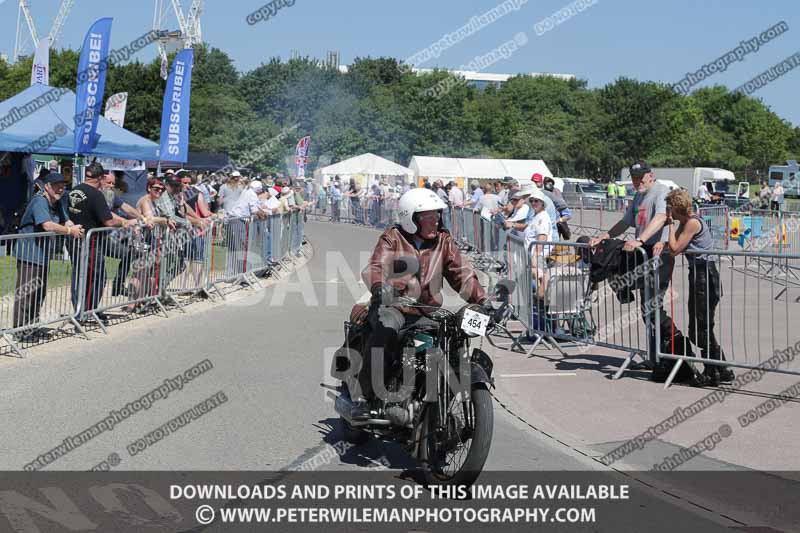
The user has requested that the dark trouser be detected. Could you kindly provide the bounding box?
[71,235,106,317]
[14,260,48,329]
[640,246,679,361]
[357,311,425,401]
[332,201,341,221]
[771,201,781,212]
[687,261,723,362]
[107,235,132,294]
[350,198,363,224]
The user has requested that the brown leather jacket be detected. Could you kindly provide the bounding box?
[360,227,487,316]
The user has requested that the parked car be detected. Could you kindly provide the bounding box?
[561,181,606,208]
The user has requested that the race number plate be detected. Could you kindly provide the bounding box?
[461,308,490,337]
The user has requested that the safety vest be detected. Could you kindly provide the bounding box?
[607,183,616,197]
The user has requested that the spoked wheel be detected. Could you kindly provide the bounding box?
[420,386,493,486]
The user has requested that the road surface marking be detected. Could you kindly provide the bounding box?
[498,373,577,378]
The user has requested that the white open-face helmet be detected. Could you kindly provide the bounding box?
[398,187,448,234]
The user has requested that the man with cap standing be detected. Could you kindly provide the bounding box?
[497,177,517,209]
[13,172,84,338]
[503,185,533,237]
[68,163,137,321]
[226,180,267,281]
[589,161,678,366]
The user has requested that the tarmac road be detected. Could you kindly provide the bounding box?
[0,221,751,532]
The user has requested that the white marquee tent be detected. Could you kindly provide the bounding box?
[314,153,413,187]
[409,156,553,186]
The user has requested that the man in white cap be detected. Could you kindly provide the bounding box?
[228,180,267,219]
[503,184,533,237]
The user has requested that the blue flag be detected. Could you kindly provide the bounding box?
[159,49,194,163]
[73,18,113,154]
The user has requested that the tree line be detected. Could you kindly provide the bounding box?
[1,44,798,181]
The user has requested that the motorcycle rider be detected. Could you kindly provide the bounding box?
[349,187,489,419]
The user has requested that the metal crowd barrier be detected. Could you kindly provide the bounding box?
[160,223,215,308]
[0,212,308,357]
[655,248,800,388]
[0,232,86,354]
[697,206,730,251]
[208,217,252,292]
[516,240,652,374]
[78,225,172,328]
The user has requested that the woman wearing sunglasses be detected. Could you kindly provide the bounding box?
[123,179,175,313]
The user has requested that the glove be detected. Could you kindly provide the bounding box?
[370,283,399,307]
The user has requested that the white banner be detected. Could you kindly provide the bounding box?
[94,157,145,171]
[104,92,128,128]
[31,38,49,86]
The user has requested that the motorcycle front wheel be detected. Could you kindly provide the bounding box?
[419,386,493,486]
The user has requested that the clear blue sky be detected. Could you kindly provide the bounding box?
[2,0,798,126]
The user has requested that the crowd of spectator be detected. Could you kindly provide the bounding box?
[305,163,734,388]
[9,162,312,341]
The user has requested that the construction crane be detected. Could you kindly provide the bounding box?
[12,0,75,62]
[153,0,203,77]
[153,0,203,48]
[183,0,203,47]
[48,0,75,47]
[14,0,39,61]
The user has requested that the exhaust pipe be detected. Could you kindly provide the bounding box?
[329,391,391,427]
[333,393,356,423]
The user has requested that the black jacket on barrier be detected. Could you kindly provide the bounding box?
[588,239,646,304]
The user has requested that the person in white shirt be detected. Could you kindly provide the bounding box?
[228,181,267,219]
[468,182,484,208]
[696,184,711,203]
[478,184,501,216]
[771,182,784,212]
[524,188,554,300]
[448,181,465,207]
[503,186,532,237]
[262,187,281,214]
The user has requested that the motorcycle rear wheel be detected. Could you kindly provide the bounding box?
[420,386,493,486]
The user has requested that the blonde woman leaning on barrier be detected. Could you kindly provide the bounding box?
[666,189,734,387]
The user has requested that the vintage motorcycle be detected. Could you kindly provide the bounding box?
[326,270,515,486]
